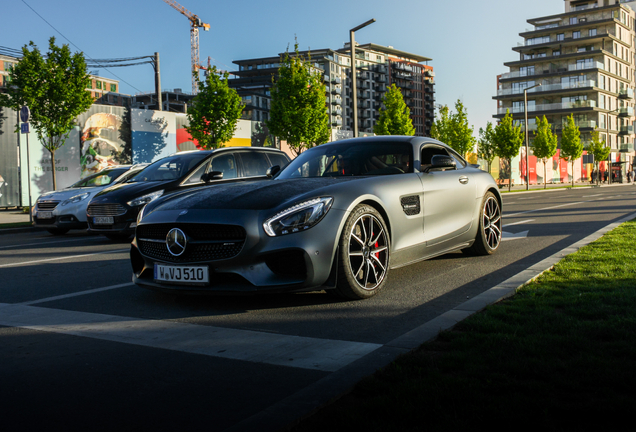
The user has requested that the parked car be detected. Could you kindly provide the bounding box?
[33,164,147,235]
[130,136,502,299]
[87,147,291,240]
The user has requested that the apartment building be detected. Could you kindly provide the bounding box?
[494,0,636,181]
[0,54,18,88]
[229,43,435,137]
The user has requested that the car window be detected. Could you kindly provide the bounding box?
[114,168,144,184]
[448,149,467,168]
[182,160,209,185]
[210,153,237,179]
[127,153,209,182]
[277,142,412,179]
[266,153,290,170]
[70,168,128,187]
[240,152,271,177]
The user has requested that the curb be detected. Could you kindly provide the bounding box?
[0,226,44,236]
[227,210,636,432]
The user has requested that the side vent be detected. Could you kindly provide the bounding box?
[400,195,421,216]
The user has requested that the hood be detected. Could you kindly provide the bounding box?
[91,180,170,204]
[152,177,362,212]
[37,186,106,202]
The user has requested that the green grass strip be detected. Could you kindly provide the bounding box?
[295,220,636,431]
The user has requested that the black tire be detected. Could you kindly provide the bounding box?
[46,228,69,235]
[463,191,502,256]
[103,233,132,242]
[335,204,390,299]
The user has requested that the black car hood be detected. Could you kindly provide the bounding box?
[153,177,362,211]
[91,180,173,203]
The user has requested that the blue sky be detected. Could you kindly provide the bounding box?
[3,0,564,135]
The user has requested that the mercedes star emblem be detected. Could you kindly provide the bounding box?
[166,228,187,256]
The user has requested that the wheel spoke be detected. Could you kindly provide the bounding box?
[368,217,374,245]
[360,218,368,244]
[370,254,386,272]
[364,259,370,287]
[355,259,365,280]
[351,233,365,247]
[349,251,364,256]
[371,245,387,254]
[371,228,384,245]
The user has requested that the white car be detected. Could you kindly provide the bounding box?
[33,165,146,235]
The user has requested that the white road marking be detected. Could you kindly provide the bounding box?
[505,201,584,218]
[0,303,381,372]
[502,219,534,228]
[0,249,128,268]
[502,230,529,241]
[0,236,104,250]
[582,194,603,198]
[20,282,134,305]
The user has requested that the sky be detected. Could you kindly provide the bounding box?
[2,0,565,136]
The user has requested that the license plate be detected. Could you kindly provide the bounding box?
[38,211,53,219]
[94,216,114,225]
[154,264,209,285]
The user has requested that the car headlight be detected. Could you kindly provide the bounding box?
[127,190,163,207]
[61,192,90,206]
[263,197,333,237]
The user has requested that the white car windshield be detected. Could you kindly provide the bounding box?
[69,168,129,188]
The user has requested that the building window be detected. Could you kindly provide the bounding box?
[96,81,102,89]
[573,31,581,39]
[110,84,116,92]
[589,28,597,37]
[557,33,565,41]
[570,17,578,25]
[553,50,561,56]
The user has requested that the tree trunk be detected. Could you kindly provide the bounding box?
[544,160,547,189]
[571,160,575,188]
[50,148,57,191]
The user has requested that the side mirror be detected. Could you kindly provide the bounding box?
[426,155,456,172]
[201,171,224,182]
[266,165,280,178]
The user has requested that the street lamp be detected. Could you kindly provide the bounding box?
[606,107,621,185]
[350,18,375,138]
[524,83,541,190]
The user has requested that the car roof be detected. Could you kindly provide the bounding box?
[168,147,286,157]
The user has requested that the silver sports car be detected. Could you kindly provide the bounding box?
[131,136,502,299]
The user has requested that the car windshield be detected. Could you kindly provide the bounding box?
[69,168,129,188]
[276,142,413,179]
[127,153,209,183]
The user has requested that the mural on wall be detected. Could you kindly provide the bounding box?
[80,112,123,178]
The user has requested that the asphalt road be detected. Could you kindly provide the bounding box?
[1,184,635,432]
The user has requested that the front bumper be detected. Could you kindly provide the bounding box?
[131,207,347,294]
[87,206,140,235]
[33,203,88,230]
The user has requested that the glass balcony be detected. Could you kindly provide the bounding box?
[618,88,634,100]
[497,80,596,96]
[497,100,597,115]
[619,125,634,135]
[620,142,635,152]
[618,107,634,117]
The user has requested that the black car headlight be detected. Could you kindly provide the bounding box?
[263,197,333,237]
[127,190,163,207]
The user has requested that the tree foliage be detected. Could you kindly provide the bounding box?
[267,44,330,156]
[477,121,497,174]
[493,110,523,192]
[585,128,610,185]
[185,66,243,150]
[531,115,558,189]
[431,100,475,157]
[560,114,584,187]
[374,84,415,136]
[0,37,93,190]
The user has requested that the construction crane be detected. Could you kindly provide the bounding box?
[162,0,210,94]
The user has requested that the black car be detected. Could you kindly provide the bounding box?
[87,147,290,240]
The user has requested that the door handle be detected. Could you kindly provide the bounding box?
[459,176,469,184]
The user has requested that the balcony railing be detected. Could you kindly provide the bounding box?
[619,107,634,117]
[498,80,596,96]
[620,142,635,152]
[498,100,597,115]
[619,125,634,135]
[618,88,634,99]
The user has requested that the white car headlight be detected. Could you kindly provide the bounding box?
[61,192,90,206]
[127,190,163,207]
[263,197,333,237]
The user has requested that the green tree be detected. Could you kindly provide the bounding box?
[374,84,415,136]
[493,109,523,192]
[431,100,475,157]
[0,37,93,190]
[185,66,243,150]
[430,105,452,144]
[267,44,330,156]
[560,114,584,188]
[477,121,497,174]
[585,128,610,185]
[531,115,558,189]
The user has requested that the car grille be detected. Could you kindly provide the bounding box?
[37,201,59,210]
[137,223,246,263]
[87,203,127,217]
